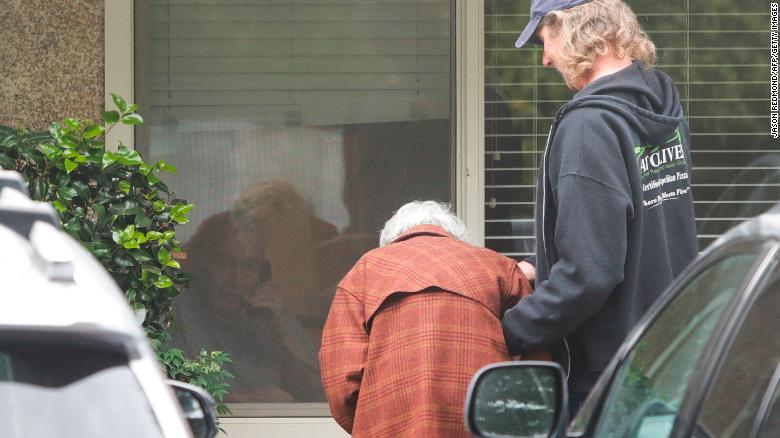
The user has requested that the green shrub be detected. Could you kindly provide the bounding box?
[0,94,233,414]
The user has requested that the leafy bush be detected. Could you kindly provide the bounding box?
[0,94,233,414]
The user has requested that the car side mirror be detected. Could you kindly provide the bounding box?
[168,380,219,438]
[464,361,568,438]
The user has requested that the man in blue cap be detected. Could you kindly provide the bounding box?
[502,0,698,414]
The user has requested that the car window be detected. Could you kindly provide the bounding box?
[694,269,780,438]
[593,253,758,438]
[0,341,164,438]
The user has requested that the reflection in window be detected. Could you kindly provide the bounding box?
[135,1,453,404]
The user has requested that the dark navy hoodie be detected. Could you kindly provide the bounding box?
[502,61,698,392]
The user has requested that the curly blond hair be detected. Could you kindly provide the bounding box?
[541,0,656,87]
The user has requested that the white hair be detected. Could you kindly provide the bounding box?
[379,201,468,247]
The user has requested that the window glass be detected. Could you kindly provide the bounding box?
[134,0,453,407]
[696,268,780,437]
[0,344,162,438]
[593,253,757,438]
[484,0,780,260]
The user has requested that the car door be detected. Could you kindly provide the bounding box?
[568,239,778,438]
[752,364,780,438]
[689,254,780,437]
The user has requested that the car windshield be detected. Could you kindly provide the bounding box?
[0,336,163,438]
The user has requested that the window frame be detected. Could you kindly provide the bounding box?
[104,0,134,153]
[107,0,485,419]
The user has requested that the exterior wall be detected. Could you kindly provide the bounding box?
[0,0,104,130]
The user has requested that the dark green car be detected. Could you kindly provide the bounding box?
[465,205,780,438]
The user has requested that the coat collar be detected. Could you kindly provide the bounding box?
[391,224,451,244]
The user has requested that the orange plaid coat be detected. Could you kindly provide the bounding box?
[319,225,533,437]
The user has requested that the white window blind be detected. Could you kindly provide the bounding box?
[484,0,780,258]
[135,0,452,236]
[138,0,451,127]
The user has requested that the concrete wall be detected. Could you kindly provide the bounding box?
[0,0,104,130]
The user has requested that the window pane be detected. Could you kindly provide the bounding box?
[484,0,780,259]
[0,344,162,438]
[593,253,757,438]
[697,269,780,437]
[135,0,453,407]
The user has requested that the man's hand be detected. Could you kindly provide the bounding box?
[518,261,536,283]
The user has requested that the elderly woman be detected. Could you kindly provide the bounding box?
[319,201,543,437]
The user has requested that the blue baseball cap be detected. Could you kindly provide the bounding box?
[515,0,593,48]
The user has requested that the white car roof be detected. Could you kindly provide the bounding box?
[0,187,142,337]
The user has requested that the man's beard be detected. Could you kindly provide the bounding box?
[559,68,582,90]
